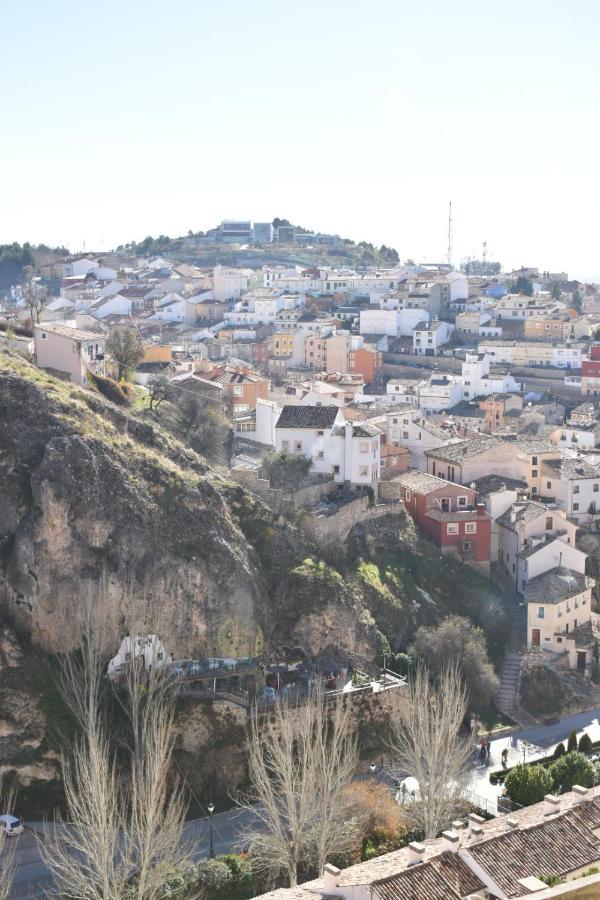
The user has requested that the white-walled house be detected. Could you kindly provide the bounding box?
[275,405,381,490]
[386,408,462,470]
[150,297,199,324]
[107,635,172,679]
[385,379,420,406]
[89,293,133,319]
[418,374,464,411]
[213,265,251,302]
[412,319,454,355]
[359,308,427,338]
[496,500,585,593]
[542,457,600,523]
[461,352,522,400]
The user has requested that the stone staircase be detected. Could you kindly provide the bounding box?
[495,652,523,715]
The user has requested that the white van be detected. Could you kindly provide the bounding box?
[0,814,24,836]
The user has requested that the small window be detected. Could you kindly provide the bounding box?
[547,481,552,490]
[333,465,340,474]
[573,503,579,511]
[531,469,538,478]
[294,441,302,452]
[458,496,467,507]
[316,450,324,459]
[405,489,412,500]
[41,332,47,339]
[446,523,459,535]
[546,517,553,530]
[532,456,538,465]
[359,466,368,477]
[465,522,477,534]
[462,541,471,552]
[317,430,324,436]
[573,485,580,494]
[594,484,599,492]
[538,607,545,619]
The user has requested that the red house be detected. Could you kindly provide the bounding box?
[396,470,491,574]
[581,345,600,396]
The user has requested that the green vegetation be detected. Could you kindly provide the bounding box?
[511,275,534,295]
[505,763,553,806]
[263,449,312,491]
[553,742,566,759]
[567,729,578,753]
[105,325,144,381]
[550,751,594,792]
[579,733,593,754]
[0,242,35,288]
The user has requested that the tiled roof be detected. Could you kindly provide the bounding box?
[545,457,600,480]
[276,405,340,429]
[467,812,599,897]
[373,852,484,900]
[395,470,459,494]
[524,567,593,604]
[497,501,548,529]
[472,474,527,495]
[424,436,502,464]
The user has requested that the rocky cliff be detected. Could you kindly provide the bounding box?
[0,351,508,811]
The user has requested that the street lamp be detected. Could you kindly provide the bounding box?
[208,802,215,859]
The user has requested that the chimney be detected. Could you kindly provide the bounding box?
[470,824,483,843]
[572,785,589,803]
[322,864,341,891]
[441,829,460,853]
[452,819,466,838]
[505,817,519,831]
[510,505,517,524]
[407,841,426,866]
[544,794,560,816]
[476,502,486,517]
[468,813,485,827]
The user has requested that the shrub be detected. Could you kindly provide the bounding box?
[552,742,566,759]
[92,373,129,406]
[567,729,578,753]
[578,733,593,754]
[505,764,553,807]
[391,652,412,677]
[197,859,234,891]
[550,751,594,793]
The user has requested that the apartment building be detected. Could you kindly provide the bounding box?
[479,340,584,369]
[412,319,454,355]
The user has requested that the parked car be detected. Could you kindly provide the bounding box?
[0,814,23,836]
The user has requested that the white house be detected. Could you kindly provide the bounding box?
[89,293,133,319]
[418,373,464,411]
[359,308,427,338]
[151,297,199,324]
[107,635,172,680]
[541,457,600,523]
[461,352,522,400]
[275,405,381,491]
[526,568,595,669]
[385,379,420,406]
[412,319,454,355]
[34,322,105,386]
[386,408,462,470]
[213,265,251,302]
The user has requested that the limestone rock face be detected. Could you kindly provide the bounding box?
[0,360,373,662]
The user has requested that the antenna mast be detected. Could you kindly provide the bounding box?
[482,240,487,274]
[447,201,452,267]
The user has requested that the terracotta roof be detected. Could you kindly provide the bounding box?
[467,812,599,897]
[424,436,503,464]
[373,852,484,900]
[524,567,593,604]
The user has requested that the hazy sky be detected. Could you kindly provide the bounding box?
[2,0,599,277]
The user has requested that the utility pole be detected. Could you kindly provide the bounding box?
[447,201,453,267]
[482,240,488,275]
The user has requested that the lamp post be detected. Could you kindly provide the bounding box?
[208,802,215,859]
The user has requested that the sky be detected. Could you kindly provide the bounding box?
[2,0,599,278]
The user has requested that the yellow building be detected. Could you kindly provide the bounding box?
[143,345,172,363]
[271,331,294,357]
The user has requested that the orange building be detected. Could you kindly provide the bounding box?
[524,317,566,340]
[206,364,269,414]
[348,347,383,384]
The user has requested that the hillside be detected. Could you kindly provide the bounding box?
[0,350,508,810]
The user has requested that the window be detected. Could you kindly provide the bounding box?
[546,517,553,530]
[41,332,47,339]
[465,522,477,534]
[359,466,368,477]
[573,503,579,511]
[573,485,580,494]
[531,469,538,478]
[360,442,368,453]
[595,484,599,492]
[316,450,324,459]
[294,441,302,452]
[392,418,398,424]
[282,441,289,452]
[402,431,409,440]
[446,523,459,535]
[532,456,538,465]
[532,486,538,494]
[405,489,412,500]
[462,541,471,552]
[317,430,324,436]
[538,607,545,619]
[333,465,340,474]
[458,496,467,507]
[547,481,552,489]
[232,386,244,397]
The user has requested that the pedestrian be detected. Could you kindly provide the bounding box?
[501,748,508,768]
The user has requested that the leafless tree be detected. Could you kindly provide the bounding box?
[147,369,173,411]
[388,663,472,839]
[40,587,197,899]
[0,777,17,900]
[238,687,358,887]
[23,281,50,324]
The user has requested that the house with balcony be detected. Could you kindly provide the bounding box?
[395,470,491,573]
[34,323,105,386]
[541,457,600,524]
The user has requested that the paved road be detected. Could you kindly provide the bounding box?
[11,707,600,894]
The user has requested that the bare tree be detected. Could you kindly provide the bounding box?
[23,281,50,324]
[238,688,358,887]
[147,369,173,411]
[41,587,197,899]
[388,663,472,839]
[0,776,17,900]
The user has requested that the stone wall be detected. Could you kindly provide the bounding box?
[299,497,404,550]
[229,467,335,512]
